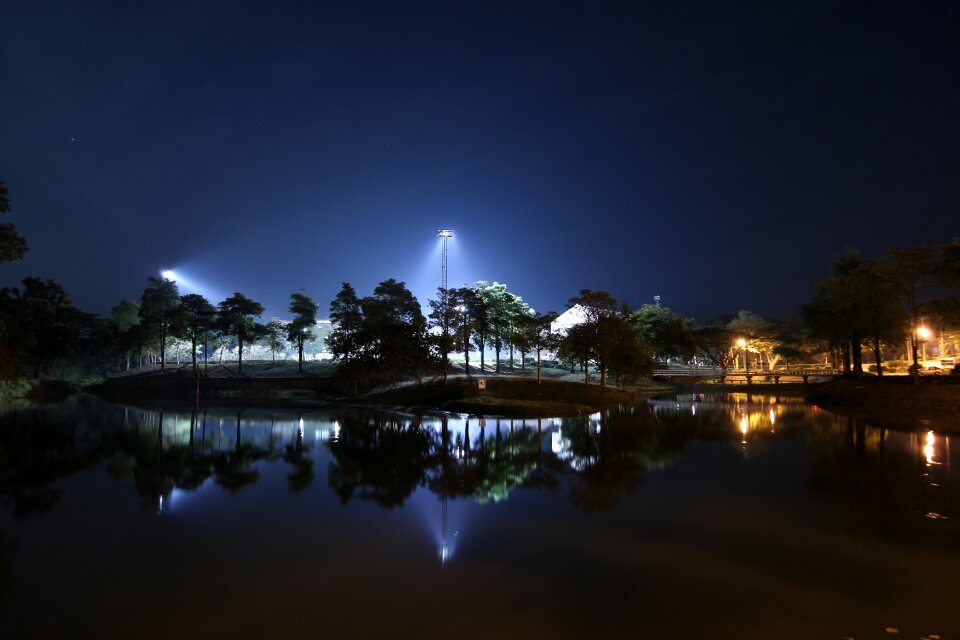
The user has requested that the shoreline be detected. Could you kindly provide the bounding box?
[13,372,960,429]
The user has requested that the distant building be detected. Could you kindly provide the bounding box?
[550,305,588,335]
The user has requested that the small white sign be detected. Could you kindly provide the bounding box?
[477,378,486,390]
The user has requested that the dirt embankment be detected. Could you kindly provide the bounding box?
[90,369,639,416]
[806,378,960,431]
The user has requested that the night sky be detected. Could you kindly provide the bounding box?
[2,1,958,322]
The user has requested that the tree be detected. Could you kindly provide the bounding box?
[0,181,27,263]
[216,293,265,373]
[427,287,461,384]
[327,283,363,363]
[727,310,773,370]
[885,245,936,380]
[139,276,181,372]
[180,294,216,372]
[692,324,737,373]
[526,311,559,383]
[473,281,514,373]
[264,320,288,363]
[328,280,430,388]
[558,322,595,384]
[360,279,429,384]
[0,278,101,377]
[607,322,654,388]
[802,250,903,377]
[630,304,696,364]
[560,290,632,387]
[453,286,479,376]
[287,292,319,372]
[505,295,533,371]
[110,299,141,371]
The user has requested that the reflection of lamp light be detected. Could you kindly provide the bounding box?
[439,495,449,565]
[925,430,935,465]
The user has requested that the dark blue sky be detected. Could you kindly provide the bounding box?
[2,1,958,322]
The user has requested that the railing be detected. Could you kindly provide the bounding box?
[652,368,840,378]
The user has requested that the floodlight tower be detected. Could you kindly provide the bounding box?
[437,229,453,290]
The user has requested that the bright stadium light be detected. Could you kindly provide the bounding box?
[161,269,176,281]
[436,229,453,290]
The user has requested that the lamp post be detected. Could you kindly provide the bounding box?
[737,338,748,376]
[917,326,931,365]
[437,229,453,290]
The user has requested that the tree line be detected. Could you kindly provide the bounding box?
[2,179,959,387]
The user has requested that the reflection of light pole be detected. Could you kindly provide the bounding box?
[439,495,448,565]
[437,229,453,290]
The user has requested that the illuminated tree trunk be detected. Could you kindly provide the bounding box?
[872,336,883,378]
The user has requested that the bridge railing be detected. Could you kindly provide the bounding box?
[652,368,839,377]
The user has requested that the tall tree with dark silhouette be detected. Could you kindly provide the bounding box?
[0,278,101,377]
[110,299,141,371]
[885,246,937,381]
[327,282,362,363]
[428,287,460,384]
[216,293,265,373]
[0,181,27,263]
[180,294,216,372]
[630,304,696,365]
[560,289,628,387]
[287,291,318,372]
[803,250,904,377]
[360,279,429,384]
[139,276,181,372]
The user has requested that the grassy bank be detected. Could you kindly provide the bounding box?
[807,378,960,431]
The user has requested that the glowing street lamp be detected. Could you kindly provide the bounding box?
[917,326,931,363]
[437,229,453,291]
[161,269,175,281]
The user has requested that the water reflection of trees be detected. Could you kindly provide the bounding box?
[328,407,692,512]
[0,399,308,515]
[327,415,432,508]
[806,415,960,544]
[0,398,702,518]
[5,394,954,541]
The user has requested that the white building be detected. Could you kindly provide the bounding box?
[550,304,588,335]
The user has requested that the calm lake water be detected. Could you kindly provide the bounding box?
[1,393,958,639]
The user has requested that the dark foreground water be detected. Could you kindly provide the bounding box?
[1,394,958,639]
